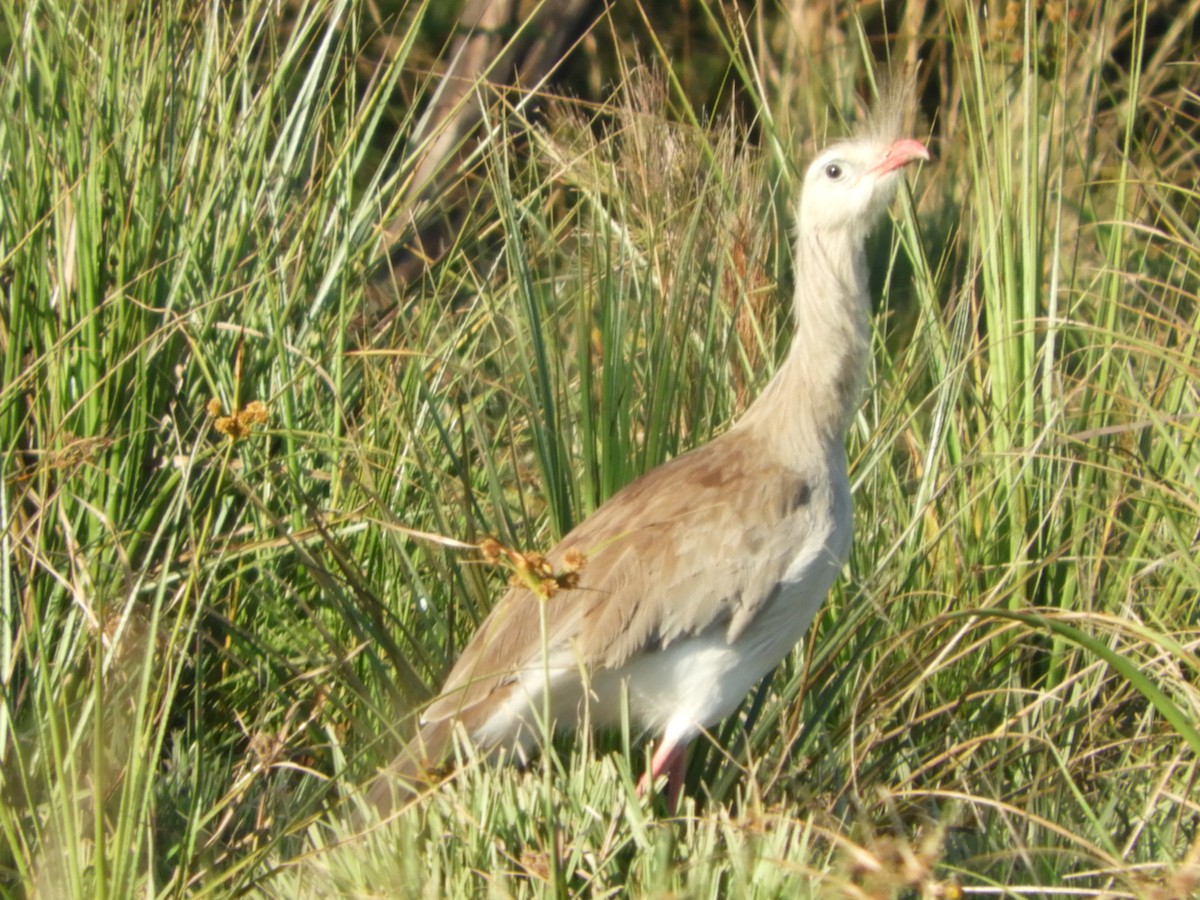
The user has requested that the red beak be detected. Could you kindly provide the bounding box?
[869,138,932,176]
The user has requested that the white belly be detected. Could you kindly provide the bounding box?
[620,509,849,736]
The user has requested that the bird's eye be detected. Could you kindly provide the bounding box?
[824,163,844,180]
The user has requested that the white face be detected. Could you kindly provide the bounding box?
[798,139,911,239]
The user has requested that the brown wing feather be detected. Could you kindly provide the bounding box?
[422,427,820,733]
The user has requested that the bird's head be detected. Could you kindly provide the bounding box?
[797,78,930,243]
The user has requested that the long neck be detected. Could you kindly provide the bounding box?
[735,224,872,464]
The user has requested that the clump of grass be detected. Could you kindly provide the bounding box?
[0,0,435,893]
[2,0,1197,895]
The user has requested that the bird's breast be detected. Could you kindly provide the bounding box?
[745,458,853,658]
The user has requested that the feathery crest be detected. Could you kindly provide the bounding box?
[855,68,919,146]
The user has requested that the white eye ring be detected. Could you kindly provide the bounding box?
[824,163,844,180]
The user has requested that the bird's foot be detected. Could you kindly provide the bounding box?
[636,740,688,813]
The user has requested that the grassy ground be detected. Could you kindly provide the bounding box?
[1,0,1198,896]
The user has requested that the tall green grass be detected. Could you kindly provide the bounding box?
[0,0,431,893]
[1,0,1197,896]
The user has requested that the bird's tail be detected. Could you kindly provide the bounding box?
[363,718,454,815]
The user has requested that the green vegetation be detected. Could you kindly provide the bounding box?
[1,0,1196,895]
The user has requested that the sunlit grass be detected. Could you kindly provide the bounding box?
[1,0,1197,896]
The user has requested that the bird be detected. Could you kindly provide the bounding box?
[368,76,930,814]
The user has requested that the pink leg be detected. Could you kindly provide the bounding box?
[636,739,689,812]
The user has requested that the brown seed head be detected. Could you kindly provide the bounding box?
[562,547,587,572]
